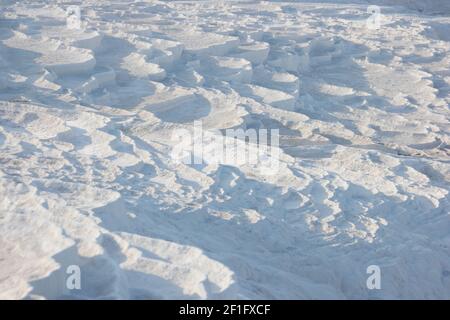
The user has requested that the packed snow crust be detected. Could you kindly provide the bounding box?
[0,0,450,299]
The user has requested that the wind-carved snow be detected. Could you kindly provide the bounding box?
[0,0,449,299]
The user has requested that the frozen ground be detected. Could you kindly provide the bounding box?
[0,0,449,299]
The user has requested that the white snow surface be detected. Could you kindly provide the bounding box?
[0,0,450,299]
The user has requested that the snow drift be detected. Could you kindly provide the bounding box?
[0,0,449,300]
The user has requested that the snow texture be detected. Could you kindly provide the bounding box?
[0,0,449,299]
